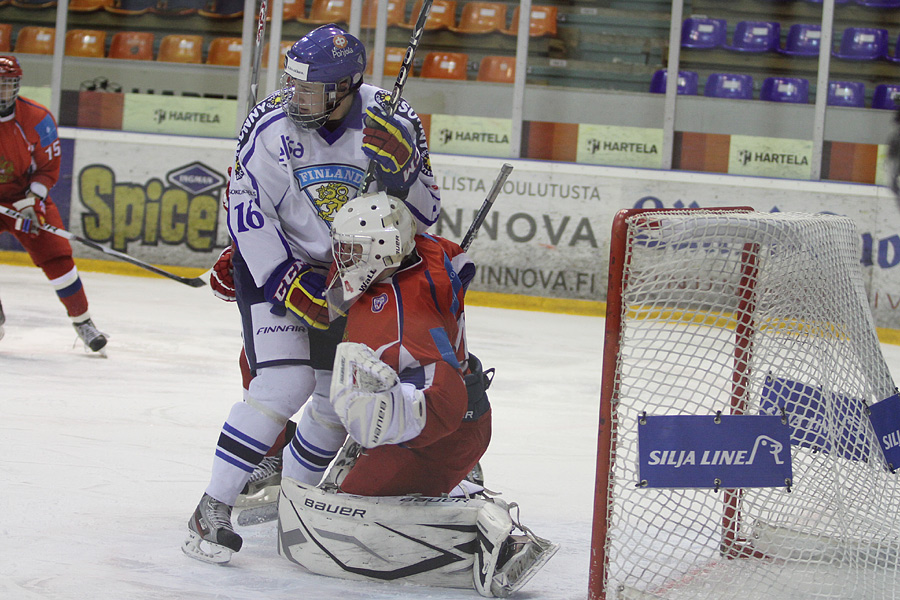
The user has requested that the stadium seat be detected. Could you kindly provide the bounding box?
[69,0,112,11]
[366,46,410,77]
[360,0,405,29]
[872,84,900,110]
[262,40,293,64]
[827,81,865,107]
[477,55,515,83]
[267,0,304,21]
[501,5,557,38]
[778,23,821,56]
[10,0,56,7]
[703,73,754,100]
[207,37,242,66]
[760,76,809,103]
[155,0,204,15]
[14,26,55,54]
[854,0,900,6]
[0,24,11,52]
[198,0,242,18]
[64,29,106,58]
[681,17,727,49]
[298,0,351,25]
[108,31,154,60]
[725,21,780,53]
[403,0,456,31]
[649,69,699,95]
[833,27,889,60]
[450,2,506,34]
[420,51,468,80]
[104,0,155,14]
[157,34,203,63]
[886,34,900,63]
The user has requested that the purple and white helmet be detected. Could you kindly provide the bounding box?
[281,24,366,130]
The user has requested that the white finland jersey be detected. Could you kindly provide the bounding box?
[227,83,441,290]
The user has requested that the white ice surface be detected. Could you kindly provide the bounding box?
[0,264,603,600]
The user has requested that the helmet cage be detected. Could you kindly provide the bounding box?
[0,75,19,112]
[280,73,352,130]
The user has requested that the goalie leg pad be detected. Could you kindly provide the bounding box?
[278,477,486,589]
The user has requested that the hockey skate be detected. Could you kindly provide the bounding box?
[474,500,559,598]
[182,493,243,564]
[234,454,283,526]
[73,318,107,354]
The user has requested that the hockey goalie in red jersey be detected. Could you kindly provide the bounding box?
[0,56,106,352]
[276,192,558,598]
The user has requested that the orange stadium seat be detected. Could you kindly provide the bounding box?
[267,0,304,21]
[262,40,293,64]
[403,0,455,31]
[0,24,12,52]
[366,46,410,77]
[104,0,155,14]
[10,0,57,8]
[69,0,112,11]
[108,31,154,60]
[14,26,55,54]
[420,51,468,80]
[298,0,350,25]
[477,55,514,83]
[64,29,107,58]
[207,36,242,66]
[360,0,406,29]
[157,34,203,63]
[450,1,506,34]
[501,5,557,37]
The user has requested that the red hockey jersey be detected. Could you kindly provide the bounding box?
[0,96,61,203]
[344,233,475,449]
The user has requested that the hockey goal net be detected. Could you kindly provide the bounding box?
[589,208,900,600]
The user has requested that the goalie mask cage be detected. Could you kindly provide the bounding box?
[589,208,900,600]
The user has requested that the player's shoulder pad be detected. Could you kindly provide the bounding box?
[237,91,287,149]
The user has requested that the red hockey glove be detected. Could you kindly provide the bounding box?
[362,103,422,193]
[12,193,46,236]
[265,260,330,330]
[210,246,236,302]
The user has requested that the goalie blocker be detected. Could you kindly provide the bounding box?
[278,478,558,597]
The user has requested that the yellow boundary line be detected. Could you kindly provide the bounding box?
[4,250,899,345]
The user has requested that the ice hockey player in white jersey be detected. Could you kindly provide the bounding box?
[183,24,440,565]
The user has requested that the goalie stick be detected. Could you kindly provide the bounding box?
[461,162,513,252]
[0,205,206,288]
[358,0,434,195]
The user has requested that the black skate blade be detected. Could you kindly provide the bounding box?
[236,502,278,526]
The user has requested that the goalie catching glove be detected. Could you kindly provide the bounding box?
[331,342,426,448]
[264,260,329,329]
[11,193,46,235]
[361,102,422,193]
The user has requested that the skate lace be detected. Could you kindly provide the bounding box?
[248,455,282,484]
[204,496,235,531]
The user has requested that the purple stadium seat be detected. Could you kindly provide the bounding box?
[760,77,810,103]
[779,24,821,56]
[649,69,699,95]
[833,27,889,60]
[854,0,900,7]
[681,17,727,49]
[725,21,781,53]
[704,73,754,100]
[827,81,865,107]
[872,84,900,110]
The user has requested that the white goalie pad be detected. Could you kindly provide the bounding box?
[278,477,486,589]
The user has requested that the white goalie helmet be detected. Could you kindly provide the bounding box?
[330,191,416,306]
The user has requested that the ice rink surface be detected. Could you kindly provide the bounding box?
[0,264,604,600]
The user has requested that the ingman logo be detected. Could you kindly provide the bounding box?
[167,162,227,195]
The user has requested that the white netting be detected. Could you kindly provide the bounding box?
[602,210,900,600]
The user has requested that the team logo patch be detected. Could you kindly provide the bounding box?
[0,157,14,183]
[334,35,347,49]
[372,293,389,313]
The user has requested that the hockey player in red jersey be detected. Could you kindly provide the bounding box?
[0,56,106,352]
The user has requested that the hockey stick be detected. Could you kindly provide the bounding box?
[0,205,207,288]
[358,0,434,194]
[461,163,513,251]
[247,0,268,114]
